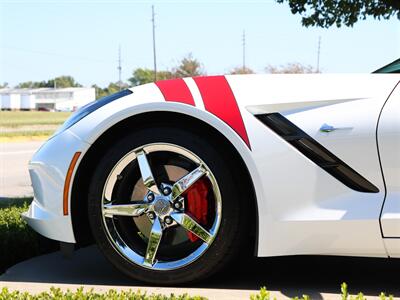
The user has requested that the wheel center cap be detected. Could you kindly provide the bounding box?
[153,198,170,216]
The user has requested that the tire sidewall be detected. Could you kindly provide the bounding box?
[88,126,245,284]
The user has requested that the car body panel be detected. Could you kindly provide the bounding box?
[378,82,400,239]
[22,129,90,243]
[25,74,400,258]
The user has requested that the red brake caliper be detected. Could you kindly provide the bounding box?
[185,178,209,242]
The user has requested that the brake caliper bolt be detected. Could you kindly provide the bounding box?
[147,193,154,202]
[147,212,156,220]
[173,201,182,210]
[164,216,173,225]
[162,187,171,196]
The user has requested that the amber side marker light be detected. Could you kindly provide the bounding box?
[63,152,81,215]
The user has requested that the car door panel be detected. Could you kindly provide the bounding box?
[378,82,400,238]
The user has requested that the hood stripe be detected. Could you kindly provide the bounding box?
[193,76,251,149]
[155,78,195,106]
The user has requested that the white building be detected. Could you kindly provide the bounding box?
[1,93,21,110]
[0,87,96,111]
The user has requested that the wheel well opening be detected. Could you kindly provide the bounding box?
[71,111,258,253]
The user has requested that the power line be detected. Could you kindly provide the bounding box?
[152,5,157,82]
[317,36,321,73]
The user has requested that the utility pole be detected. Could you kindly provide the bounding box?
[152,5,157,82]
[118,45,122,91]
[242,30,246,71]
[317,36,321,73]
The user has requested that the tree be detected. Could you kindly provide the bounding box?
[92,82,129,99]
[0,82,9,89]
[265,62,319,74]
[16,81,45,88]
[173,54,205,78]
[128,54,205,86]
[49,76,82,88]
[16,76,82,88]
[277,0,400,27]
[128,68,173,87]
[229,66,255,74]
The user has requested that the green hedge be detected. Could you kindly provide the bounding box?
[0,284,395,300]
[0,287,206,300]
[0,198,57,273]
[250,283,395,300]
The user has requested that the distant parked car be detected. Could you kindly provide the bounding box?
[56,108,73,112]
[23,59,400,285]
[37,107,55,112]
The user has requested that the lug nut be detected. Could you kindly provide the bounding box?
[147,193,154,201]
[173,201,182,209]
[162,187,171,196]
[147,212,156,220]
[164,216,173,225]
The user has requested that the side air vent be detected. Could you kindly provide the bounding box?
[256,113,379,193]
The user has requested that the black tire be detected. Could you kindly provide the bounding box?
[88,126,249,285]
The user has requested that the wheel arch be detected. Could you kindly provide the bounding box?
[71,110,260,254]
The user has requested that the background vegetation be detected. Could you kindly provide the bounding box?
[0,111,72,141]
[0,284,396,300]
[5,54,320,102]
[0,198,57,273]
[277,0,400,28]
[0,111,71,127]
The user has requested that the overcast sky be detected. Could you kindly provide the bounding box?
[1,0,399,87]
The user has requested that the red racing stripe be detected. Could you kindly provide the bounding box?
[155,78,195,106]
[193,76,251,148]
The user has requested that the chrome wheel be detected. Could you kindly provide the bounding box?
[101,143,222,270]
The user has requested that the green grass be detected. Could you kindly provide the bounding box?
[0,197,57,273]
[0,130,55,137]
[0,111,71,127]
[0,111,70,141]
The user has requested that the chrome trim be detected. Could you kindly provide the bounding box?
[103,202,149,217]
[171,165,207,200]
[319,123,337,133]
[135,150,161,195]
[143,217,163,266]
[101,143,222,271]
[171,212,213,244]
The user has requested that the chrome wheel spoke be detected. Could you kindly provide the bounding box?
[136,150,160,195]
[143,218,163,266]
[103,202,149,217]
[101,143,222,271]
[171,213,213,244]
[171,165,207,200]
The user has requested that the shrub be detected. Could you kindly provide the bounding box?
[0,198,57,273]
[251,284,395,300]
[0,287,207,300]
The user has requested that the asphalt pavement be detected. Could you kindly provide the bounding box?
[1,245,400,299]
[0,141,43,198]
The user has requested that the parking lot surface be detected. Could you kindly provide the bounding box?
[1,245,399,299]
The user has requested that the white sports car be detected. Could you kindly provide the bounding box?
[24,60,400,284]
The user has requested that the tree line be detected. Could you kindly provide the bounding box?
[2,55,319,99]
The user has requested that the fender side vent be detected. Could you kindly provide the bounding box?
[256,113,379,193]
